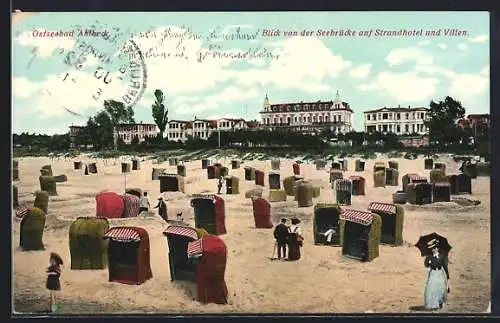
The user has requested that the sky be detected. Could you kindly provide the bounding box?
[12,11,489,135]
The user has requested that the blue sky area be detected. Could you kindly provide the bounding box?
[12,11,489,134]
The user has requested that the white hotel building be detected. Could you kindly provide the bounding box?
[259,91,354,134]
[363,106,430,135]
[166,117,253,142]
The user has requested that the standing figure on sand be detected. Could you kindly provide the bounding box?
[424,239,450,310]
[139,191,150,214]
[287,218,304,261]
[46,252,63,313]
[273,218,289,260]
[154,196,167,222]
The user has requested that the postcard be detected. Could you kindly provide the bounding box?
[12,11,490,315]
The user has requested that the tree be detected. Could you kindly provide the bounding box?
[424,96,466,148]
[103,100,135,125]
[151,89,169,138]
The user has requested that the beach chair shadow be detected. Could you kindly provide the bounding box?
[409,305,429,311]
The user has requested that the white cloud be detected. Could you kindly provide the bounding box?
[359,71,439,102]
[438,43,447,50]
[418,40,430,46]
[415,64,489,107]
[174,86,259,115]
[449,74,488,102]
[385,47,434,67]
[248,58,267,67]
[15,29,75,57]
[12,70,131,118]
[457,43,469,51]
[469,35,489,43]
[12,77,41,98]
[230,37,352,93]
[349,64,372,79]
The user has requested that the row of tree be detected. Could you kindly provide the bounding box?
[13,94,489,155]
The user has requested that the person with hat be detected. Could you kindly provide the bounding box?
[273,218,289,260]
[46,252,63,313]
[423,238,450,310]
[287,218,304,261]
[153,196,168,222]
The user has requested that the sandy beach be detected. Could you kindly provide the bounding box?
[12,154,490,314]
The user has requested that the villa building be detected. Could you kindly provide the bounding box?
[363,106,430,135]
[259,91,354,134]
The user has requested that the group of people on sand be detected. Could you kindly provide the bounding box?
[138,192,182,222]
[273,217,304,261]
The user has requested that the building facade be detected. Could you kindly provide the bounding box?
[458,114,489,129]
[115,122,158,144]
[259,91,354,134]
[363,106,430,135]
[166,118,253,142]
[69,125,85,148]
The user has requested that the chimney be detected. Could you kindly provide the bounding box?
[408,105,410,109]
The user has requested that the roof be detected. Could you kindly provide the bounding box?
[163,225,198,240]
[69,125,85,128]
[117,123,157,127]
[433,182,451,187]
[104,227,142,241]
[341,209,374,226]
[262,100,353,113]
[187,239,203,258]
[364,106,429,114]
[190,194,218,202]
[169,120,192,124]
[368,202,397,214]
[408,173,427,181]
[467,114,489,119]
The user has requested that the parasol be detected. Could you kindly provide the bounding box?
[414,232,452,257]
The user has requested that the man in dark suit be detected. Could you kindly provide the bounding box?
[273,218,289,260]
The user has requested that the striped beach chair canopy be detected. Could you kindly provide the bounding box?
[122,194,140,218]
[162,225,198,240]
[15,206,30,218]
[190,194,217,205]
[367,202,397,215]
[104,227,141,242]
[341,209,374,226]
[348,175,364,181]
[187,238,203,258]
[335,179,352,191]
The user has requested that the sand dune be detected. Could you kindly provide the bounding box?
[12,155,490,314]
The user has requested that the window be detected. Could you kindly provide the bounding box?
[279,118,283,124]
[383,125,388,132]
[373,114,377,121]
[396,125,401,133]
[405,124,409,133]
[313,116,317,122]
[319,116,323,122]
[382,113,388,120]
[367,115,370,121]
[294,117,298,123]
[307,117,311,122]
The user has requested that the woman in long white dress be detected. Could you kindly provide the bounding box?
[424,239,450,310]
